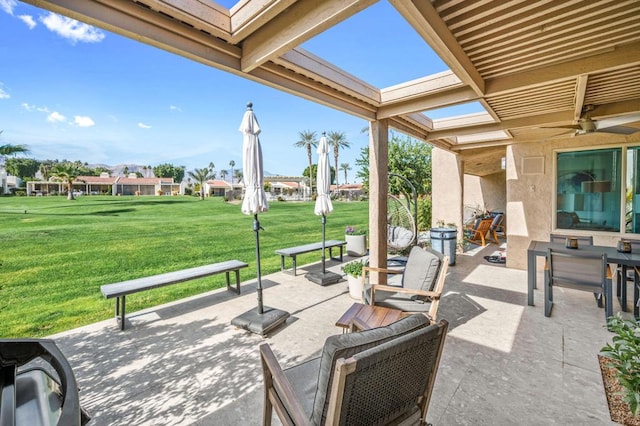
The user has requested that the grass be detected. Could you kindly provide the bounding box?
[0,195,368,337]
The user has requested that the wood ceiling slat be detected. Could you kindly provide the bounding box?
[454,0,587,45]
[467,11,640,63]
[443,0,532,31]
[458,0,634,49]
[478,31,640,78]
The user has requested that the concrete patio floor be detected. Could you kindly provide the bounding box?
[48,244,630,425]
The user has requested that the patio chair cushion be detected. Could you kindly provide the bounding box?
[288,313,431,424]
[402,246,443,292]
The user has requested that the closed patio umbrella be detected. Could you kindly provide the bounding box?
[231,103,289,336]
[306,132,342,285]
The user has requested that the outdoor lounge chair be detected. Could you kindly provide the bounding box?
[260,314,448,426]
[544,248,612,323]
[489,213,505,243]
[362,246,448,323]
[463,218,493,246]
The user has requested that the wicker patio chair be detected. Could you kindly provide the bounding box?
[260,314,448,426]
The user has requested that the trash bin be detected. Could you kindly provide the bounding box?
[430,227,457,265]
[0,339,90,426]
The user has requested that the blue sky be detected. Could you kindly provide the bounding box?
[0,0,481,182]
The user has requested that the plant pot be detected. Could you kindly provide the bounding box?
[347,275,364,301]
[345,234,367,256]
[598,354,640,425]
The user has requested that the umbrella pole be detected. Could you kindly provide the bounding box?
[321,214,327,273]
[231,212,289,335]
[254,213,264,314]
[305,212,341,286]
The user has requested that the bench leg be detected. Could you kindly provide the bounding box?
[280,255,285,272]
[292,256,297,276]
[115,296,126,331]
[225,270,241,294]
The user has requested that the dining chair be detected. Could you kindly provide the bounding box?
[616,239,640,313]
[545,248,613,323]
[549,233,594,246]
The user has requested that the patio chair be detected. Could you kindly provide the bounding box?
[260,314,448,426]
[544,248,613,323]
[489,213,506,243]
[614,239,640,313]
[463,218,493,246]
[362,246,448,323]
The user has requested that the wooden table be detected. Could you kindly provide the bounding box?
[335,303,404,332]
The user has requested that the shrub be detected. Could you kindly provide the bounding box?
[341,260,364,278]
[601,314,640,416]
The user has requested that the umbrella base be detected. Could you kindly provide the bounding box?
[231,306,290,336]
[305,271,342,286]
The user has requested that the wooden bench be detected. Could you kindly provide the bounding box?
[275,240,346,276]
[100,260,248,330]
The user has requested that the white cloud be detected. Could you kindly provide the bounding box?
[47,111,66,123]
[0,86,9,99]
[22,103,49,113]
[18,14,36,29]
[40,12,105,44]
[138,122,152,129]
[169,105,182,112]
[73,116,95,127]
[0,0,17,15]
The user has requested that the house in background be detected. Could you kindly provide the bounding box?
[204,179,234,197]
[26,174,181,196]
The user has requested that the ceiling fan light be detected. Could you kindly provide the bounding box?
[580,119,596,133]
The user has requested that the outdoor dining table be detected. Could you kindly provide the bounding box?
[527,240,640,308]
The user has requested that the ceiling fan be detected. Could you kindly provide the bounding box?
[548,105,640,136]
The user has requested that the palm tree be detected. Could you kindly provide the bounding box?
[327,131,350,189]
[51,163,81,200]
[208,162,215,174]
[294,130,318,195]
[220,169,228,182]
[229,160,235,184]
[234,170,243,184]
[340,162,351,184]
[188,167,215,200]
[0,131,30,165]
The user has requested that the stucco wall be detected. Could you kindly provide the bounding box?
[464,171,506,222]
[507,132,640,270]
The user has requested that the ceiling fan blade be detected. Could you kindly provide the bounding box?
[595,125,639,135]
[595,112,640,130]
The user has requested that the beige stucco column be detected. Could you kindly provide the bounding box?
[432,147,464,234]
[369,119,389,283]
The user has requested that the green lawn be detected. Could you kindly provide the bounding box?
[0,196,368,337]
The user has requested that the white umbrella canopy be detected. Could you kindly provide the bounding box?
[314,133,333,216]
[240,103,268,215]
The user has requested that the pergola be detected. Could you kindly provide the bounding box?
[24,0,640,272]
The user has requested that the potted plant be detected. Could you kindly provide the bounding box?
[342,260,365,300]
[345,226,367,256]
[599,314,640,425]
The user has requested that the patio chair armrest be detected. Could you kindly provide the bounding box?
[371,284,439,298]
[362,266,403,275]
[349,317,372,332]
[259,344,311,426]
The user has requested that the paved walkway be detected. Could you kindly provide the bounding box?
[49,244,625,425]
